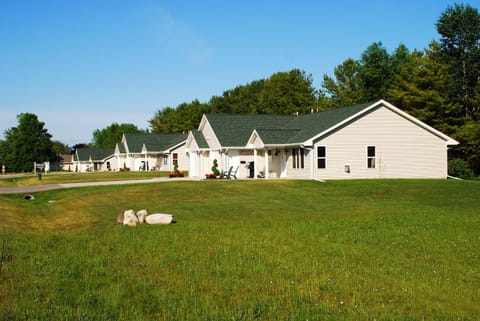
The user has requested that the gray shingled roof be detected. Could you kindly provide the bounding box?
[204,101,375,147]
[191,130,209,149]
[75,148,115,162]
[205,114,295,147]
[116,142,126,154]
[254,129,301,145]
[283,101,375,143]
[123,133,188,153]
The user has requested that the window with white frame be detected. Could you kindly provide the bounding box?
[173,153,178,166]
[163,155,168,166]
[317,146,326,169]
[367,146,376,168]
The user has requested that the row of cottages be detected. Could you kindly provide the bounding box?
[186,100,459,180]
[73,148,115,172]
[114,132,188,172]
[72,132,188,173]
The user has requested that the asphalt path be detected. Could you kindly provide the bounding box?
[0,177,200,195]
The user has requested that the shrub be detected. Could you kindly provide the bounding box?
[448,158,474,180]
[169,164,184,178]
[211,159,220,176]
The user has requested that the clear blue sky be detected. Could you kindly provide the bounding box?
[0,0,459,146]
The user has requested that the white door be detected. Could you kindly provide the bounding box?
[189,152,200,177]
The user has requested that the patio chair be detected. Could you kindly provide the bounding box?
[229,166,239,179]
[221,166,233,179]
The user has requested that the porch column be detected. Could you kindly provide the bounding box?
[280,149,287,178]
[144,153,147,171]
[254,149,258,179]
[265,148,269,179]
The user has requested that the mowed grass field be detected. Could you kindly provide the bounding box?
[0,171,166,187]
[0,179,479,320]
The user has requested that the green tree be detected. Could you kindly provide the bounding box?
[175,100,211,131]
[320,58,363,107]
[209,79,265,114]
[388,42,462,133]
[259,69,317,114]
[454,121,480,173]
[148,69,317,134]
[436,3,480,119]
[150,100,210,134]
[1,113,55,172]
[358,42,392,101]
[92,123,146,148]
[320,43,411,108]
[51,140,70,155]
[0,139,12,172]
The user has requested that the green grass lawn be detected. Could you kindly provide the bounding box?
[0,171,167,187]
[0,179,479,320]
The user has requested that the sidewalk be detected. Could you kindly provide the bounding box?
[0,177,201,195]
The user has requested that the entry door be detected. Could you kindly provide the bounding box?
[189,152,200,177]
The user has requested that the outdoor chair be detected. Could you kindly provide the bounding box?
[229,166,239,179]
[221,166,233,179]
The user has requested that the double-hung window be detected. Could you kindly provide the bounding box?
[173,153,178,166]
[367,146,376,168]
[317,146,326,169]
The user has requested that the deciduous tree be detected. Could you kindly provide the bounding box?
[0,113,55,172]
[92,123,146,148]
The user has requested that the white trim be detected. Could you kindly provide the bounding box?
[366,145,376,169]
[199,116,222,149]
[247,129,265,148]
[165,141,186,153]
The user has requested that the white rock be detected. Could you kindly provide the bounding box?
[145,213,174,225]
[123,209,139,225]
[136,209,148,224]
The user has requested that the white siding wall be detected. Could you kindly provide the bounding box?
[313,107,448,180]
[173,145,189,171]
[285,148,313,179]
[132,155,145,171]
[238,150,254,178]
[159,155,170,171]
[201,151,210,177]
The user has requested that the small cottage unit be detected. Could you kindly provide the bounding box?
[113,132,188,172]
[185,100,459,180]
[73,148,115,172]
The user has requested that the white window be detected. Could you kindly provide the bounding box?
[367,146,376,168]
[317,146,326,169]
